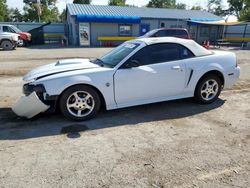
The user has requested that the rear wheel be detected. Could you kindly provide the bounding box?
[1,40,14,50]
[195,74,222,104]
[60,85,101,121]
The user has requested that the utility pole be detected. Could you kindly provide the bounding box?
[37,0,41,22]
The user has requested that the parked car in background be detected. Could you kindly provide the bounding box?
[12,37,240,121]
[141,28,191,39]
[0,31,19,50]
[0,24,31,46]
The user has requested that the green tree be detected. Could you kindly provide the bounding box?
[9,8,23,22]
[73,0,91,4]
[227,0,244,19]
[207,0,225,16]
[60,9,66,22]
[108,0,126,6]
[23,0,59,22]
[147,0,176,8]
[0,0,9,21]
[191,5,204,10]
[175,3,186,9]
[238,0,250,21]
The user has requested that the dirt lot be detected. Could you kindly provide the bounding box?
[0,46,250,188]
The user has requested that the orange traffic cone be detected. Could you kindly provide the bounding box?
[207,40,210,49]
[202,40,210,49]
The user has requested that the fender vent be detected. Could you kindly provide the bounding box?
[187,69,194,86]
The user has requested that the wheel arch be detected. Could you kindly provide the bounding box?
[195,70,225,92]
[58,83,107,110]
[0,39,13,45]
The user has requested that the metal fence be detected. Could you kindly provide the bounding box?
[0,22,64,34]
[0,22,65,44]
[224,22,250,42]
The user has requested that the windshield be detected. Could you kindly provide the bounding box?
[143,30,157,37]
[10,26,22,33]
[99,42,141,67]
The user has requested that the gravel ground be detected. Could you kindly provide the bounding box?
[0,46,249,188]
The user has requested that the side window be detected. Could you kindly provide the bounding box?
[179,46,195,59]
[127,46,151,66]
[153,30,164,37]
[3,26,15,33]
[148,43,181,64]
[3,26,9,32]
[176,30,187,36]
[123,43,195,68]
[128,43,181,66]
[165,30,176,36]
[119,25,132,36]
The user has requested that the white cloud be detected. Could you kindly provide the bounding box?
[7,0,24,10]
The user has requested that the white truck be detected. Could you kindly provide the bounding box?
[0,25,19,50]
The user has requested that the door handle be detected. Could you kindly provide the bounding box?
[172,65,181,70]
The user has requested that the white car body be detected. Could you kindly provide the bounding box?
[0,31,19,50]
[12,37,240,118]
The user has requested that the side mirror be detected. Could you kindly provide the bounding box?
[124,60,140,69]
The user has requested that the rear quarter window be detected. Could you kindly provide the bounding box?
[176,30,188,36]
[179,45,195,59]
[165,30,176,36]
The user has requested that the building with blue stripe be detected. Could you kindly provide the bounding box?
[66,4,223,46]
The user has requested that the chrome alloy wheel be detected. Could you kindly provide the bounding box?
[66,91,95,117]
[201,79,219,101]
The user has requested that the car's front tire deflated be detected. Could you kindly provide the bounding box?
[59,85,101,121]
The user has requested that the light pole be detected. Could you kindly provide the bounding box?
[36,0,41,22]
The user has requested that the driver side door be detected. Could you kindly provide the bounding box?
[114,43,189,107]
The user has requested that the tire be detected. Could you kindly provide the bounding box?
[19,39,28,47]
[59,85,101,121]
[1,40,14,50]
[194,74,222,104]
[19,39,24,47]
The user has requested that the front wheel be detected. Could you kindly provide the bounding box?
[1,40,14,50]
[59,85,101,121]
[195,74,222,104]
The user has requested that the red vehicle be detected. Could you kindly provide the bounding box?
[0,24,31,46]
[141,28,191,39]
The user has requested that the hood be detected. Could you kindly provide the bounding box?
[17,32,31,40]
[24,58,99,82]
[18,32,30,35]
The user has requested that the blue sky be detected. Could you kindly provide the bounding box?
[7,0,217,12]
[7,0,237,21]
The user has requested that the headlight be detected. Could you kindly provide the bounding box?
[23,84,46,96]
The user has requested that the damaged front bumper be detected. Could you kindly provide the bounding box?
[12,91,49,119]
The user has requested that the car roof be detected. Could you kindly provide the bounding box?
[134,37,212,57]
[0,24,13,27]
[149,28,188,32]
[160,28,188,31]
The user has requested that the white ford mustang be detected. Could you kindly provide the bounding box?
[12,37,240,121]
